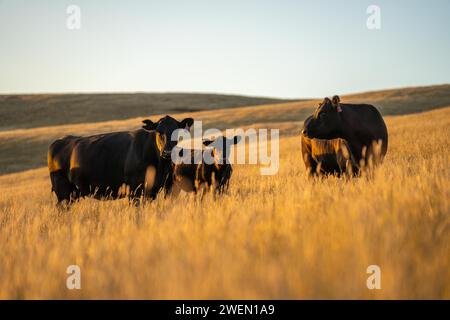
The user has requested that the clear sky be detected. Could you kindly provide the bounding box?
[0,0,449,98]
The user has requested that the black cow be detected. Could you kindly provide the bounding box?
[47,115,194,206]
[302,96,388,166]
[301,134,359,176]
[172,136,241,195]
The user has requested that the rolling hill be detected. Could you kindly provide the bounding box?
[0,93,294,131]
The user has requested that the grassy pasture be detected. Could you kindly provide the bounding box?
[0,105,448,299]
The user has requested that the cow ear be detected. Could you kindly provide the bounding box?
[179,118,194,130]
[332,95,343,112]
[142,119,157,131]
[203,139,214,146]
[331,95,340,107]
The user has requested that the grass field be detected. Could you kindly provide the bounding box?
[0,85,449,299]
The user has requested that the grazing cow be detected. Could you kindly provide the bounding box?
[302,96,388,166]
[47,115,194,206]
[172,135,241,195]
[301,134,359,176]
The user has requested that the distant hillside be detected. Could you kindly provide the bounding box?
[1,84,449,132]
[0,93,293,131]
[344,84,450,115]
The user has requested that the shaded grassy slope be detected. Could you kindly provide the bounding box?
[0,93,293,131]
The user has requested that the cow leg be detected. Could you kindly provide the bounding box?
[70,168,91,198]
[307,160,318,177]
[125,174,145,206]
[146,169,169,201]
[366,139,384,167]
[336,149,347,177]
[302,152,317,177]
[163,174,174,199]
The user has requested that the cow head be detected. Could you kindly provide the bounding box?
[203,135,241,165]
[302,96,343,139]
[142,115,194,159]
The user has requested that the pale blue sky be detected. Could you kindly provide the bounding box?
[0,0,449,98]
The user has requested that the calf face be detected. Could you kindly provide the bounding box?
[301,134,359,177]
[173,135,241,195]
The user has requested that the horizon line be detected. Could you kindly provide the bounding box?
[0,83,448,100]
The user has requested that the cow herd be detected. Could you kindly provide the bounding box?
[48,95,388,207]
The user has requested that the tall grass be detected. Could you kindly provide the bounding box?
[0,108,449,299]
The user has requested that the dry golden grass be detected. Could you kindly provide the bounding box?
[0,107,448,299]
